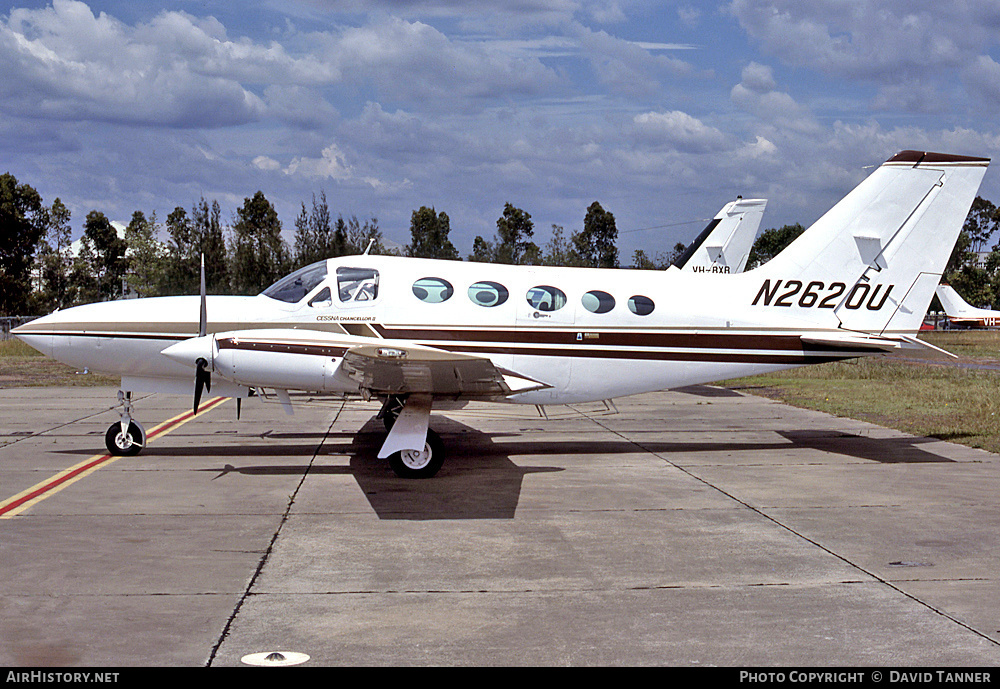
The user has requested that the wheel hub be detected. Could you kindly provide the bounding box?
[114,431,134,451]
[400,443,432,470]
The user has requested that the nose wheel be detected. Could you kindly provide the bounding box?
[105,420,146,456]
[105,390,146,456]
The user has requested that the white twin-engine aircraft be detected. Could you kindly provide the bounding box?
[14,151,989,478]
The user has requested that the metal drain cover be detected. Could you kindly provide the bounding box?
[241,650,310,666]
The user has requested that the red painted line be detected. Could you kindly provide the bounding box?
[0,396,229,518]
[0,454,113,516]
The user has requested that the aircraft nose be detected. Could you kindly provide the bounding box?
[12,331,53,357]
[161,335,215,369]
[11,317,54,357]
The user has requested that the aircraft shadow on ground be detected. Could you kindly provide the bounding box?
[57,416,954,520]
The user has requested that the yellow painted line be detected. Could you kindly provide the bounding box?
[0,396,229,519]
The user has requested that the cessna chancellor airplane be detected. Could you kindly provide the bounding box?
[672,197,766,274]
[14,150,989,478]
[935,283,1000,328]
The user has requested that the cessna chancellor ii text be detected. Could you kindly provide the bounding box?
[14,151,989,478]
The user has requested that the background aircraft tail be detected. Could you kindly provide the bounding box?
[745,151,989,336]
[935,284,977,317]
[675,197,766,274]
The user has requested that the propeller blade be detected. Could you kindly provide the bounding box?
[194,357,211,414]
[193,254,210,414]
[236,397,242,420]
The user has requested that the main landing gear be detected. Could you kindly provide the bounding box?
[105,390,146,456]
[387,429,445,479]
[377,393,445,479]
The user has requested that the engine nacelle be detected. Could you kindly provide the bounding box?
[213,335,354,392]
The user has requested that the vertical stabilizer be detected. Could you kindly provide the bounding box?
[935,284,977,318]
[744,151,989,336]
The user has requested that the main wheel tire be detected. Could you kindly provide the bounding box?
[105,421,145,456]
[387,429,445,479]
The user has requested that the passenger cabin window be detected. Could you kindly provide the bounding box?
[628,295,655,316]
[337,267,379,303]
[582,290,615,314]
[468,281,509,307]
[526,285,567,312]
[261,260,327,303]
[412,277,454,303]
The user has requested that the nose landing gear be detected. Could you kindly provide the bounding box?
[105,390,146,456]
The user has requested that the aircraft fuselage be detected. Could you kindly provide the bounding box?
[15,254,856,405]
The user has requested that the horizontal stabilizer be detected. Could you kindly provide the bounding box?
[892,335,958,360]
[800,334,900,352]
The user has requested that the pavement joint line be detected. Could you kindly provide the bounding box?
[0,396,228,519]
[206,400,343,668]
[572,403,1000,648]
[0,392,156,447]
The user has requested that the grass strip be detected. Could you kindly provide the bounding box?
[726,346,1000,455]
[0,338,118,387]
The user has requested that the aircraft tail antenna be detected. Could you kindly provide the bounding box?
[363,237,375,255]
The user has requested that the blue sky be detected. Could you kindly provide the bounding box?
[3,0,1000,261]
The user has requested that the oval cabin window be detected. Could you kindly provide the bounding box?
[526,285,567,312]
[468,281,509,307]
[628,295,655,316]
[412,277,454,303]
[582,290,615,314]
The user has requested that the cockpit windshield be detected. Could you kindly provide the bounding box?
[261,260,328,303]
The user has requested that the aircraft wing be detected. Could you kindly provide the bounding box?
[335,342,550,397]
[163,328,551,399]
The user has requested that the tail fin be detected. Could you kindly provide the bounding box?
[746,151,989,336]
[674,197,767,274]
[935,284,976,317]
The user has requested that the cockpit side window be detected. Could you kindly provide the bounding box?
[261,260,328,303]
[337,267,380,303]
[308,286,332,308]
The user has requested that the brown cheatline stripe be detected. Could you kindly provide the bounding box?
[18,325,850,353]
[216,338,349,358]
[372,324,816,350]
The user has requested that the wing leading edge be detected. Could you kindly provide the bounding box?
[163,328,551,399]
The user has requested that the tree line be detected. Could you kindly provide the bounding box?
[1,171,631,316]
[1,173,386,316]
[3,169,996,316]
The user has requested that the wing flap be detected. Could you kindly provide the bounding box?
[338,343,549,397]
